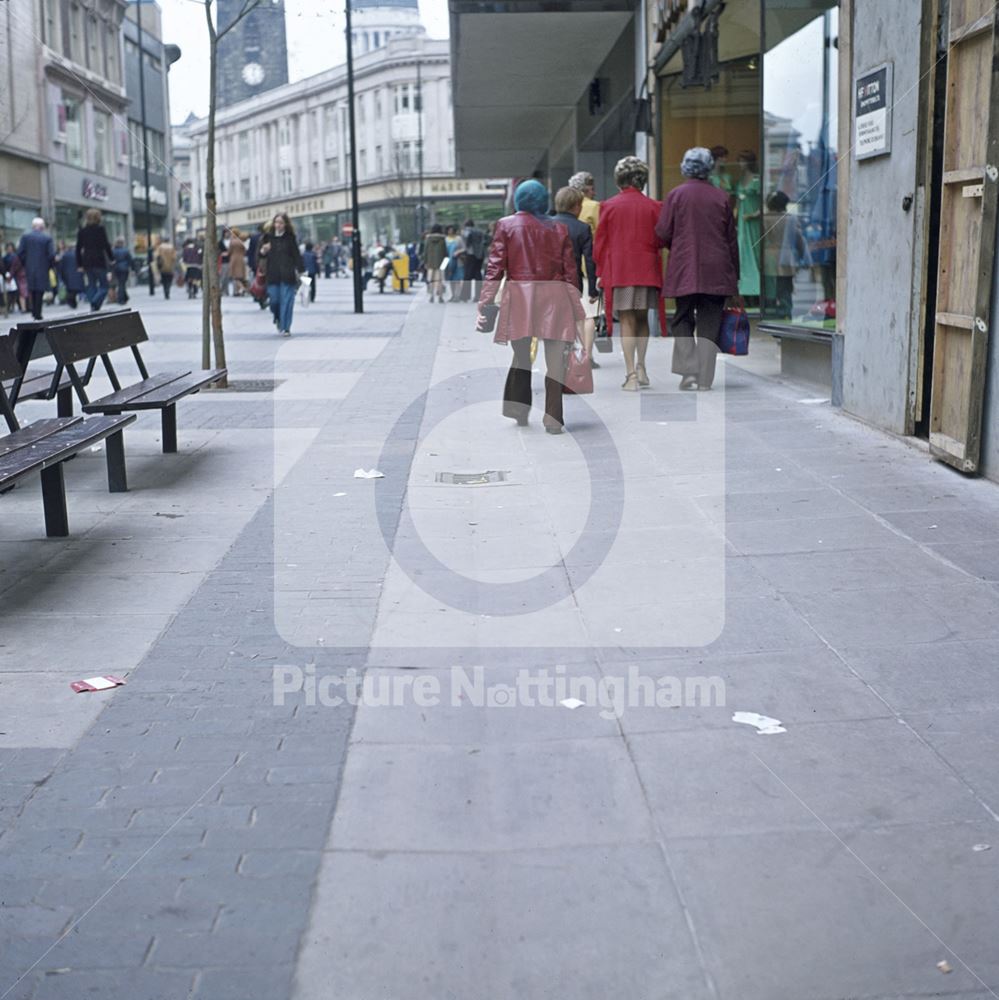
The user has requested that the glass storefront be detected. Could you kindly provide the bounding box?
[762,1,838,330]
[657,0,838,325]
[54,204,127,247]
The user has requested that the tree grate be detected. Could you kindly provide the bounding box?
[212,379,286,393]
[435,471,510,486]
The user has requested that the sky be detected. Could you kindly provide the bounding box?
[160,0,451,125]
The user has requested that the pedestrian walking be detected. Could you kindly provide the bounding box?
[76,209,113,311]
[568,171,601,236]
[229,228,248,296]
[552,187,599,361]
[303,241,318,302]
[181,239,203,299]
[155,238,177,299]
[655,147,739,392]
[477,179,584,434]
[111,237,133,305]
[218,230,232,296]
[16,218,56,320]
[422,225,447,302]
[444,225,465,301]
[592,156,664,391]
[2,242,27,314]
[461,218,486,301]
[258,213,304,337]
[56,243,85,308]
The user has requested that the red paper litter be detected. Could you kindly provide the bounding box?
[71,675,127,693]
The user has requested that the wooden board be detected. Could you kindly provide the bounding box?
[928,0,999,472]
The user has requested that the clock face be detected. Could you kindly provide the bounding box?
[242,62,265,86]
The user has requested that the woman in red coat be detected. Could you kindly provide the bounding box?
[478,180,584,434]
[593,157,664,391]
[655,147,739,391]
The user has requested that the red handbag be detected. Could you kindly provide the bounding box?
[248,265,267,301]
[563,340,594,395]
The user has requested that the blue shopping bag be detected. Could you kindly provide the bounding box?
[719,304,750,356]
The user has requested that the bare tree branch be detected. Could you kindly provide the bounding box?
[217,0,264,41]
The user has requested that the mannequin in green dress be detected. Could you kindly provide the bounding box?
[709,145,734,197]
[735,150,761,301]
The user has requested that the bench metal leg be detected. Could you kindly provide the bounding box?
[56,386,73,417]
[105,431,128,492]
[161,405,177,454]
[40,464,69,537]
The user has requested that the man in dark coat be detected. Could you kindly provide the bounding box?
[17,218,56,320]
[655,146,739,390]
[57,243,85,308]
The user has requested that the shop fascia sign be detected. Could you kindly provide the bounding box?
[428,179,505,195]
[82,178,109,202]
[242,197,329,223]
[855,62,892,160]
[132,179,168,206]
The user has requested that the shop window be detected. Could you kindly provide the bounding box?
[93,109,112,175]
[761,1,838,328]
[59,93,85,167]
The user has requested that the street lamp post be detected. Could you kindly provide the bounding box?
[416,57,424,242]
[135,0,155,296]
[344,0,363,313]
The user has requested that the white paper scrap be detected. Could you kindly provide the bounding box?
[560,698,585,710]
[353,468,385,479]
[333,492,347,497]
[732,711,787,735]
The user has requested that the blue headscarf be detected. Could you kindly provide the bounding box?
[514,179,550,216]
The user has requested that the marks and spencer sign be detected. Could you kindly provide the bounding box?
[855,63,892,160]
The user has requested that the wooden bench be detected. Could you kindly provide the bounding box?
[4,313,103,416]
[0,337,135,537]
[41,310,227,453]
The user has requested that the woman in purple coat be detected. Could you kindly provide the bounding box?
[655,147,739,391]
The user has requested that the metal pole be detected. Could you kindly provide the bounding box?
[416,57,424,242]
[135,0,155,296]
[345,0,364,313]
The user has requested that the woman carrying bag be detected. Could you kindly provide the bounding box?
[258,213,304,337]
[477,179,584,434]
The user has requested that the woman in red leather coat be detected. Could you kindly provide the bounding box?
[593,157,664,391]
[477,180,584,434]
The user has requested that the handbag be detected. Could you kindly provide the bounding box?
[477,303,499,333]
[593,295,612,353]
[718,302,750,355]
[248,264,268,301]
[563,340,594,395]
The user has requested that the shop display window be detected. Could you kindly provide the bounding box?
[761,1,838,329]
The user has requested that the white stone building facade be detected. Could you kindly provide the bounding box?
[186,19,503,247]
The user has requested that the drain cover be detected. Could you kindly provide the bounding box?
[435,470,510,486]
[213,378,285,393]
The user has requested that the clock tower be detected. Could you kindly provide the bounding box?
[216,0,289,108]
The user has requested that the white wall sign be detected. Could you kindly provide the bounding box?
[855,62,893,160]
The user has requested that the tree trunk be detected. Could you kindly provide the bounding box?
[202,1,228,387]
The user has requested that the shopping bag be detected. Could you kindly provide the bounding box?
[593,296,612,353]
[563,340,594,395]
[718,304,750,355]
[249,265,267,301]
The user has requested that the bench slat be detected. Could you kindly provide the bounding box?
[0,417,83,458]
[84,371,193,410]
[0,415,135,486]
[44,311,148,365]
[83,369,227,411]
[2,370,74,403]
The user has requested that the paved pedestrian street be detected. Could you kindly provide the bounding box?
[3,281,999,1000]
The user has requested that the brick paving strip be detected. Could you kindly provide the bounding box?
[0,296,439,1000]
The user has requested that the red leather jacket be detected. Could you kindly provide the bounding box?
[479,212,584,343]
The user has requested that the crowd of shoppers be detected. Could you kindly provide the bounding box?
[474,147,741,432]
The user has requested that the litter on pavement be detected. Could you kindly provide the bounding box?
[732,711,787,735]
[936,960,953,974]
[71,675,126,693]
[354,469,385,479]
